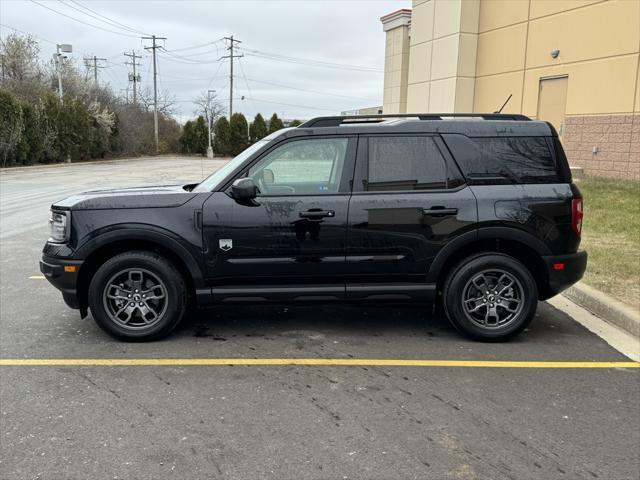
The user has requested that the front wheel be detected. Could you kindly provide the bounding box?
[88,251,187,341]
[443,253,538,341]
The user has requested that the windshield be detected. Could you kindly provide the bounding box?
[193,140,270,192]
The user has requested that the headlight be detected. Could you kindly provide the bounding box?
[49,210,70,243]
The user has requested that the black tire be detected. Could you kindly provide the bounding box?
[88,251,187,341]
[442,253,538,342]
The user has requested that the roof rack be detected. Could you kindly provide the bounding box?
[299,113,531,128]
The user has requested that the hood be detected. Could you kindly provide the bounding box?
[52,184,199,210]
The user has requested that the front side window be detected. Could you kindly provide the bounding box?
[248,137,349,195]
[193,140,270,192]
[366,136,448,191]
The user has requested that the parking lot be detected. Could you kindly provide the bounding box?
[1,157,639,480]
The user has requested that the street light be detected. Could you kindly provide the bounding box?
[54,43,72,102]
[206,89,216,159]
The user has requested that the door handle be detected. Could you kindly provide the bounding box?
[422,206,458,217]
[299,209,335,219]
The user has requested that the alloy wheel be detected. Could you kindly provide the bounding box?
[461,269,525,329]
[102,268,168,330]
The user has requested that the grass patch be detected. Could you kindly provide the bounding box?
[578,177,640,309]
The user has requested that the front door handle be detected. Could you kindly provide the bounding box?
[422,206,458,217]
[299,209,335,219]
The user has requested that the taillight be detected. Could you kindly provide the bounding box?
[571,198,583,237]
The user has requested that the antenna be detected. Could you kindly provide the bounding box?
[494,94,513,114]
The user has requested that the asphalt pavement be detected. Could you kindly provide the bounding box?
[1,157,638,480]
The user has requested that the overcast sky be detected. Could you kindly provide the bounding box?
[0,0,409,122]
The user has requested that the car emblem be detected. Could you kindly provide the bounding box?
[219,239,233,251]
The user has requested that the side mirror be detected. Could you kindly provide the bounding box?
[263,168,274,184]
[230,177,258,201]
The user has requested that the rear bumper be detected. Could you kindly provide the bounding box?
[541,250,587,299]
[40,255,84,309]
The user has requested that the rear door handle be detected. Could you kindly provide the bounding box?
[299,209,335,219]
[422,207,458,217]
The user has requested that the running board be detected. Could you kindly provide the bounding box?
[196,283,435,305]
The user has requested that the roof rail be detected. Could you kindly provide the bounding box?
[299,113,531,128]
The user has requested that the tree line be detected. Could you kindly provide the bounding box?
[1,32,309,167]
[0,33,181,167]
[180,112,302,157]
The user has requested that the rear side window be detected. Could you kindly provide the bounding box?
[444,135,561,184]
[367,136,448,191]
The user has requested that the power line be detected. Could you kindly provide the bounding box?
[160,73,214,81]
[59,0,149,37]
[239,47,383,73]
[67,0,150,36]
[242,96,338,112]
[162,38,225,53]
[244,77,379,103]
[104,61,128,70]
[159,47,220,60]
[157,48,222,65]
[28,0,139,38]
[0,23,57,45]
[207,60,225,91]
[236,57,257,112]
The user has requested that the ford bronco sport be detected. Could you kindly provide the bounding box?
[41,113,587,341]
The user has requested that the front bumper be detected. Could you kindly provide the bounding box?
[541,250,587,299]
[40,255,84,310]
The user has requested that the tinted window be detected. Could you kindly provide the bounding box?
[367,136,448,191]
[445,135,560,184]
[248,137,348,195]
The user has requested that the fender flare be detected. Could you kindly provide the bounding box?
[426,226,551,282]
[75,225,205,287]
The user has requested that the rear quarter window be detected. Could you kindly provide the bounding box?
[443,135,562,184]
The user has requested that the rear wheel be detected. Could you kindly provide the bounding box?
[88,251,187,341]
[443,253,538,341]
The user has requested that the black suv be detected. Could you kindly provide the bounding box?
[41,113,587,342]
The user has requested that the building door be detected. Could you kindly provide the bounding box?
[538,76,568,138]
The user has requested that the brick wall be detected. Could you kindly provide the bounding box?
[562,114,640,180]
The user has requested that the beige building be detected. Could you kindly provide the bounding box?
[380,0,640,179]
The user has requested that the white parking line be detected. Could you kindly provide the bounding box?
[548,296,640,362]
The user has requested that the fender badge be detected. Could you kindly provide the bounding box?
[219,239,233,251]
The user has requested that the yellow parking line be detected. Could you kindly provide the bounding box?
[0,358,638,368]
[29,275,45,279]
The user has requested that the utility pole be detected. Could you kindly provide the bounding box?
[124,50,142,105]
[142,35,167,153]
[221,36,243,118]
[84,56,107,87]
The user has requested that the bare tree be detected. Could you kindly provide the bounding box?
[193,90,225,126]
[138,86,177,116]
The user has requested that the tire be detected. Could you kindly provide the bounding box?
[442,253,538,342]
[88,251,187,341]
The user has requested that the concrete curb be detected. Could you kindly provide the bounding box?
[562,282,640,338]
